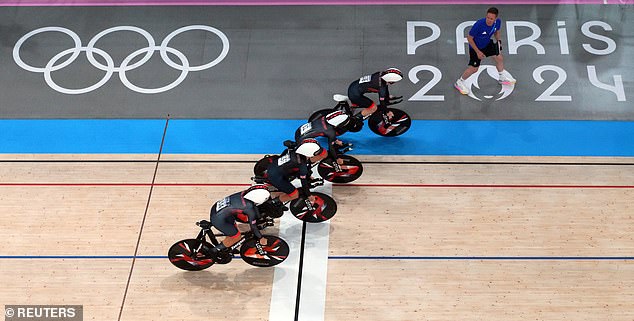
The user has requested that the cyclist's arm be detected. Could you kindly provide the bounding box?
[298,162,311,197]
[247,206,263,239]
[378,83,390,111]
[327,132,339,160]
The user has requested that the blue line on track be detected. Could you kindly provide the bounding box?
[0,255,230,259]
[328,256,634,260]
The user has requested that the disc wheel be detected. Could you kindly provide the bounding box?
[254,155,278,177]
[168,239,215,271]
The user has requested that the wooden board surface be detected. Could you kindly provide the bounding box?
[1,154,632,321]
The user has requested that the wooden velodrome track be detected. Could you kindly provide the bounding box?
[1,153,633,321]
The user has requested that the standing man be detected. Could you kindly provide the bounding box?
[454,7,515,95]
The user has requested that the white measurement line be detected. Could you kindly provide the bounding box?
[269,177,332,321]
[297,180,331,321]
[268,207,304,321]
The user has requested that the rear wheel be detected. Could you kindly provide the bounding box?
[168,239,215,271]
[254,155,278,177]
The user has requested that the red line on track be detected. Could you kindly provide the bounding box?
[1,183,632,188]
[0,183,250,187]
[338,183,634,189]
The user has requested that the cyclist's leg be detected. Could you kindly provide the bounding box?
[360,100,377,118]
[348,84,375,117]
[349,92,375,119]
[279,190,299,203]
[210,214,241,249]
[267,169,300,203]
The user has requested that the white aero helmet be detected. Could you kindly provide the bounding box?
[381,67,403,83]
[295,139,325,157]
[243,184,271,205]
[325,110,350,128]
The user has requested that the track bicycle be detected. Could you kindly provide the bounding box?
[254,140,363,184]
[168,205,289,271]
[250,170,338,223]
[309,94,411,137]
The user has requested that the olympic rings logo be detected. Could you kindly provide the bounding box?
[13,25,230,94]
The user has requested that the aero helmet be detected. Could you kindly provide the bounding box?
[381,68,403,83]
[243,184,271,205]
[295,139,324,157]
[325,110,350,128]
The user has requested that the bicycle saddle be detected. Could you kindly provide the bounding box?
[196,220,212,229]
[251,176,268,184]
[283,140,297,149]
[333,94,348,102]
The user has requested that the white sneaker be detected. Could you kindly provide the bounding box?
[498,73,516,85]
[454,78,469,95]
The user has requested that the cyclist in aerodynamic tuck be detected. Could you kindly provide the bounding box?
[347,67,404,129]
[206,184,271,262]
[265,139,326,204]
[294,109,351,164]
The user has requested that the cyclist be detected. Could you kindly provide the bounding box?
[347,68,403,127]
[207,184,271,260]
[295,110,350,164]
[265,139,325,203]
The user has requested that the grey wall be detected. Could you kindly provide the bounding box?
[1,5,632,119]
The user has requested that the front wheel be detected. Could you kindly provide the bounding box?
[289,192,337,223]
[368,108,411,137]
[240,235,290,267]
[317,154,363,183]
[168,239,215,271]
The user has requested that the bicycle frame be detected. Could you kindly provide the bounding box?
[195,218,274,255]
